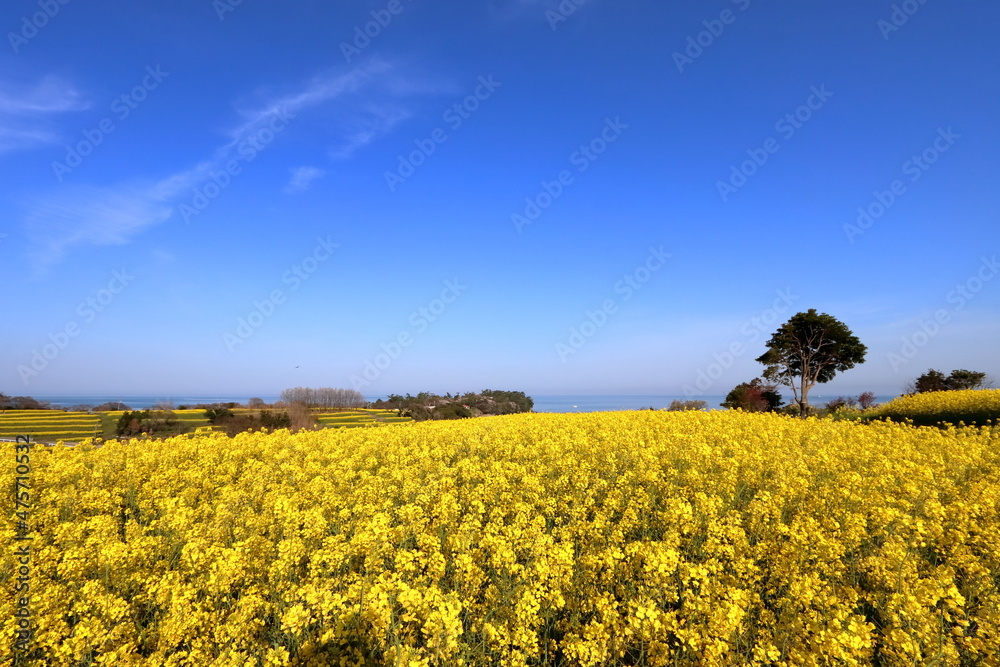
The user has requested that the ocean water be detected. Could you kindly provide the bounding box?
[531,396,729,412]
[31,394,901,412]
[31,395,283,410]
[32,394,716,412]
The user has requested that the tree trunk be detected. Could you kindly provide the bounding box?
[799,377,811,417]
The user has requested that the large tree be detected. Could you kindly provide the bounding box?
[755,309,867,416]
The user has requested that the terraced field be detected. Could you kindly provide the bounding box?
[0,410,102,442]
[106,408,215,432]
[314,408,409,428]
[0,407,410,443]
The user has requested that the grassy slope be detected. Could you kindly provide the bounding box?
[854,388,1000,427]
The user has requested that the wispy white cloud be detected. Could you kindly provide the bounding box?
[0,76,90,115]
[21,61,444,269]
[225,61,392,149]
[284,166,326,193]
[0,126,59,153]
[0,75,90,154]
[24,184,172,268]
[328,105,412,160]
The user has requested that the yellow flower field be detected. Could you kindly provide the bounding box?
[860,388,1000,427]
[3,411,999,666]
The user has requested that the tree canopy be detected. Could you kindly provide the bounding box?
[912,369,990,394]
[374,390,533,421]
[755,309,867,415]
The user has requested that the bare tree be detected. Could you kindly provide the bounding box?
[279,387,367,409]
[287,402,317,431]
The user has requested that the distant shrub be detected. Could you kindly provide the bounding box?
[95,401,131,411]
[259,410,291,430]
[116,410,178,437]
[723,379,784,413]
[826,396,858,412]
[204,408,235,423]
[0,394,52,410]
[668,400,707,411]
[433,403,473,420]
[206,409,294,436]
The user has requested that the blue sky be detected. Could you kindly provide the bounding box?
[2,0,998,400]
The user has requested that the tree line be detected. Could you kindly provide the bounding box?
[373,390,534,421]
[278,387,367,409]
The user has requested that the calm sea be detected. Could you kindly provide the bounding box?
[529,395,898,412]
[31,395,284,410]
[31,394,900,412]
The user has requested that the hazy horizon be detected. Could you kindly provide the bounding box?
[18,392,907,415]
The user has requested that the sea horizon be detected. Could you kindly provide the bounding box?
[26,393,903,413]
